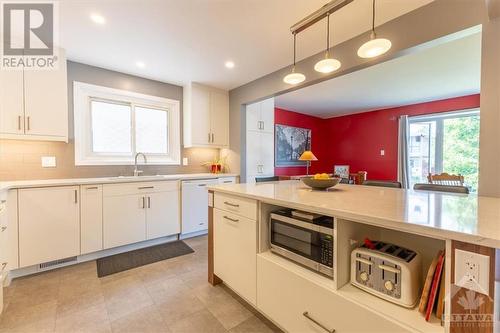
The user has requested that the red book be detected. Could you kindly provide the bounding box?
[425,252,445,321]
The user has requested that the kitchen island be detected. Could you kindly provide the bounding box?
[208,180,499,333]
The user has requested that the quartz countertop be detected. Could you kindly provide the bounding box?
[0,173,238,192]
[209,180,500,248]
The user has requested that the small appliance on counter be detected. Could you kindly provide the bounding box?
[351,239,422,308]
[269,209,334,277]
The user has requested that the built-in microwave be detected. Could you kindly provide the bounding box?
[269,210,334,277]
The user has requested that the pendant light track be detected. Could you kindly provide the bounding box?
[284,0,392,85]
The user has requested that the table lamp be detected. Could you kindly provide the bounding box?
[299,150,318,176]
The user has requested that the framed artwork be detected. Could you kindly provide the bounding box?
[334,165,350,179]
[275,124,311,167]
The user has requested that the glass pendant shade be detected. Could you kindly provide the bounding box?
[283,69,306,85]
[357,37,392,58]
[314,56,341,73]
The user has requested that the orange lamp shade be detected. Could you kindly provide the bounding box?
[299,150,318,161]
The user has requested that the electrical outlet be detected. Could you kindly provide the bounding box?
[41,156,56,168]
[455,249,490,295]
[182,157,188,166]
[380,149,385,156]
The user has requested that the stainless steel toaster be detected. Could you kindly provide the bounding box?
[351,241,421,308]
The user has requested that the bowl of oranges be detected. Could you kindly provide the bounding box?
[301,173,341,190]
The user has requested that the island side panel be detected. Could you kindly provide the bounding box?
[208,190,222,285]
[450,241,495,333]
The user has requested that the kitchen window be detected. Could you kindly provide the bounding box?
[74,82,180,165]
[408,109,480,192]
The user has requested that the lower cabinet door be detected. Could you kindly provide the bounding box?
[18,186,80,267]
[80,185,103,254]
[257,255,409,333]
[103,194,146,249]
[214,208,256,305]
[146,191,180,239]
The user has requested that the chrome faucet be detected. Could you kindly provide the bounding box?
[134,152,147,176]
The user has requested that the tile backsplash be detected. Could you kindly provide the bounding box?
[0,139,220,181]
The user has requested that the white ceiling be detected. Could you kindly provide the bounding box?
[59,0,434,90]
[274,32,481,118]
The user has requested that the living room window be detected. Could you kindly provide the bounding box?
[408,109,480,192]
[74,82,180,165]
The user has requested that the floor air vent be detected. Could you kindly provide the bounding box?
[39,256,78,270]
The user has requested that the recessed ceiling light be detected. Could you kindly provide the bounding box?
[90,13,106,25]
[136,61,146,68]
[225,61,235,69]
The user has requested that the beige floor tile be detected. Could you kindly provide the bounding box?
[228,316,276,333]
[0,318,55,333]
[145,276,192,304]
[205,295,253,330]
[55,303,110,333]
[110,305,169,333]
[56,288,106,317]
[167,309,226,333]
[178,269,209,289]
[155,293,205,323]
[104,285,154,321]
[0,300,58,330]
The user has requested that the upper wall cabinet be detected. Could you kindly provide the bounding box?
[0,48,68,142]
[246,97,274,133]
[183,83,229,148]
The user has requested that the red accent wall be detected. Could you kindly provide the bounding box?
[274,94,480,179]
[274,108,329,176]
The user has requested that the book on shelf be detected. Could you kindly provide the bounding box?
[291,210,322,221]
[436,269,446,320]
[425,251,445,321]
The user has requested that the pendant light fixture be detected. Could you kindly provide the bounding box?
[283,33,306,85]
[357,0,392,59]
[314,13,341,74]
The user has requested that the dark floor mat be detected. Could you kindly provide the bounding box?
[96,240,194,277]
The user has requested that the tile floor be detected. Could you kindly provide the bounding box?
[0,236,280,333]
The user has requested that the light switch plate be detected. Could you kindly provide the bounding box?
[455,249,490,295]
[182,157,188,166]
[41,156,56,168]
[380,149,385,156]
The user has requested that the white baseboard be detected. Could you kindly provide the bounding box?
[9,235,179,279]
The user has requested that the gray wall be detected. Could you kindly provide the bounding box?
[0,62,219,181]
[228,0,496,195]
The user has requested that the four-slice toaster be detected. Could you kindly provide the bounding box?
[351,241,422,308]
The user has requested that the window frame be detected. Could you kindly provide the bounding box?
[407,108,480,187]
[74,81,181,166]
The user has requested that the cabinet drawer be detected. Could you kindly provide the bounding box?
[214,209,257,305]
[103,181,178,196]
[214,193,257,220]
[257,254,408,333]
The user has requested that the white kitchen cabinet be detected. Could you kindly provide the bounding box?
[218,176,237,184]
[0,70,24,135]
[214,208,257,305]
[184,82,229,148]
[246,98,275,183]
[257,254,408,333]
[246,130,274,182]
[0,48,68,142]
[103,193,147,249]
[80,185,103,254]
[245,97,274,133]
[146,190,180,239]
[18,186,80,267]
[103,181,180,249]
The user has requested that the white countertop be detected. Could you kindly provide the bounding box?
[209,181,500,248]
[0,173,238,192]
